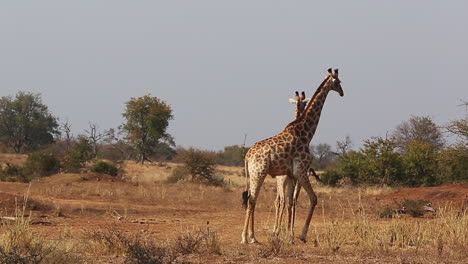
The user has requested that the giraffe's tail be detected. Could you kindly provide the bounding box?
[242,159,250,210]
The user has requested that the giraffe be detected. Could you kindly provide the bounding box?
[241,68,344,244]
[273,91,315,236]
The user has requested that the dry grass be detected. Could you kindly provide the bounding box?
[0,188,82,264]
[1,157,467,263]
[0,153,28,168]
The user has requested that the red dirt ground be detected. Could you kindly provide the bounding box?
[376,183,468,208]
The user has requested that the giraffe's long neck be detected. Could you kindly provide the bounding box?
[295,102,303,119]
[296,86,331,144]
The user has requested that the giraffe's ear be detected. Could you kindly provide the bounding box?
[289,98,297,104]
[334,68,339,77]
[303,98,311,104]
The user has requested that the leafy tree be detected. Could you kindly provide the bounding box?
[401,140,439,186]
[361,137,403,185]
[179,148,223,186]
[446,100,468,149]
[438,146,468,183]
[392,116,444,151]
[338,150,364,184]
[440,101,468,183]
[0,92,59,153]
[121,95,174,163]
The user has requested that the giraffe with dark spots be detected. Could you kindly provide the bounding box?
[273,91,311,235]
[241,68,344,244]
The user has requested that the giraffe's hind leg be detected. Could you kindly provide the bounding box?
[286,177,298,243]
[291,180,302,237]
[241,170,267,244]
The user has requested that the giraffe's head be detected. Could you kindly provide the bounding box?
[289,91,310,115]
[323,68,344,97]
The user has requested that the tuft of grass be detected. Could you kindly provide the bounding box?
[203,226,222,255]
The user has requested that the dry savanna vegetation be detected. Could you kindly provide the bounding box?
[0,92,467,263]
[1,154,467,264]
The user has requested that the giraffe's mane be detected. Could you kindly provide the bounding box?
[284,75,330,128]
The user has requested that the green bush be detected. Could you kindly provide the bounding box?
[23,150,60,178]
[90,160,118,176]
[63,136,93,172]
[181,148,223,186]
[321,169,343,186]
[438,146,468,183]
[0,163,26,182]
[402,140,439,187]
[338,151,363,184]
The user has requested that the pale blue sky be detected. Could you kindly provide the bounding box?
[1,1,467,150]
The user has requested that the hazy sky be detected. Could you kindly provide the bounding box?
[1,1,467,151]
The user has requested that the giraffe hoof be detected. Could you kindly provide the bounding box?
[299,236,307,243]
[250,238,259,244]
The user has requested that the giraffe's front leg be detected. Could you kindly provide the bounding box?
[273,178,283,235]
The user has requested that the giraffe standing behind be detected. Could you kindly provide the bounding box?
[241,68,344,244]
[273,91,316,237]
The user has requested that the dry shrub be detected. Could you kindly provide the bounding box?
[257,234,284,258]
[0,217,81,264]
[172,230,205,255]
[86,227,177,264]
[86,227,129,255]
[378,206,396,219]
[203,228,222,255]
[125,238,177,264]
[171,225,222,256]
[87,225,223,263]
[402,199,430,217]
